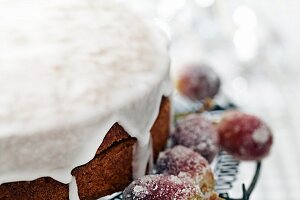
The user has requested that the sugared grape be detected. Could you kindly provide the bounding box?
[156,145,215,193]
[176,64,220,101]
[217,111,273,160]
[123,174,201,200]
[172,114,219,163]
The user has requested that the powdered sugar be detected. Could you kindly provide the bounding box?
[252,126,271,144]
[172,114,219,163]
[123,175,201,200]
[156,146,214,192]
[133,185,149,196]
[218,111,273,160]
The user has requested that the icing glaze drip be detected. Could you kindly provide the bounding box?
[69,177,80,200]
[0,0,172,199]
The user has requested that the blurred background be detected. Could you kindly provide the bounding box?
[121,0,299,199]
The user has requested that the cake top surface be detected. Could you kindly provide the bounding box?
[0,0,169,137]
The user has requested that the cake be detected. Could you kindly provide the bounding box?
[0,0,172,199]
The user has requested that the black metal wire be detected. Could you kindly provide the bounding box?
[214,151,240,193]
[218,161,261,200]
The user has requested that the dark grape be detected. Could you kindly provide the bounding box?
[172,114,219,163]
[176,64,220,101]
[218,111,273,160]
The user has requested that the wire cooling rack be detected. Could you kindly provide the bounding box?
[108,95,261,200]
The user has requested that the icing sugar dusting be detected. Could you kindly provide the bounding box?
[133,185,149,196]
[252,126,270,144]
[123,175,201,200]
[157,146,210,179]
[172,114,219,163]
[156,146,214,192]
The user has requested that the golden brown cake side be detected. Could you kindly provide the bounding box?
[0,97,170,200]
[151,97,171,161]
[0,178,69,200]
[73,138,136,200]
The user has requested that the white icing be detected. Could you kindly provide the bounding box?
[69,177,80,200]
[98,192,122,200]
[0,0,172,198]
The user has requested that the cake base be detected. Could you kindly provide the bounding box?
[0,97,170,200]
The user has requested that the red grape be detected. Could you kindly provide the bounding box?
[123,174,201,200]
[172,114,219,163]
[218,111,273,160]
[156,145,215,193]
[176,64,220,101]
